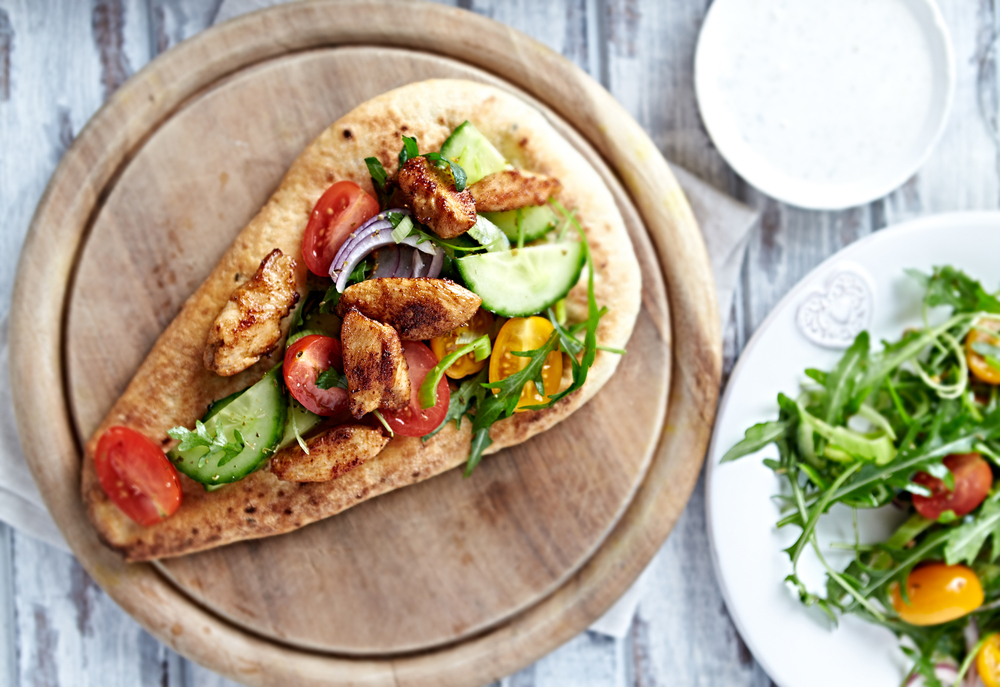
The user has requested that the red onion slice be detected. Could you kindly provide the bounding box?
[427,248,444,278]
[394,246,416,278]
[330,210,444,290]
[412,249,429,278]
[371,247,400,278]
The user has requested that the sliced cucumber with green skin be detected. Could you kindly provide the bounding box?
[169,366,287,485]
[457,242,585,317]
[482,206,558,243]
[439,121,509,186]
[204,389,241,421]
[277,400,324,451]
[467,215,510,252]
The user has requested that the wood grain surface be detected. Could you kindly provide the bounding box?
[9,1,718,685]
[64,45,671,655]
[0,0,996,686]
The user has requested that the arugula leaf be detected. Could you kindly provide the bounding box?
[915,265,1000,314]
[424,368,489,441]
[464,428,493,476]
[461,332,561,473]
[167,421,245,467]
[399,135,419,167]
[422,152,468,192]
[315,367,348,390]
[720,419,794,463]
[822,331,869,425]
[543,200,603,406]
[347,258,372,285]
[319,283,341,314]
[943,496,1000,565]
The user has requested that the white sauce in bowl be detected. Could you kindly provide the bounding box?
[695,0,954,209]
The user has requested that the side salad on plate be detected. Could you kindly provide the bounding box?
[724,267,1000,686]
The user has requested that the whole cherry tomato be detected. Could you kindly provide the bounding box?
[891,563,983,626]
[911,453,992,520]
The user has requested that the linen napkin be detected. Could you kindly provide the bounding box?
[0,0,761,639]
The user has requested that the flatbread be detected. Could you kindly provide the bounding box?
[81,80,642,561]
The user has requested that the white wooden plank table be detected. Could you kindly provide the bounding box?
[0,0,996,685]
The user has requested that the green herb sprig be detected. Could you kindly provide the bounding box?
[167,421,245,468]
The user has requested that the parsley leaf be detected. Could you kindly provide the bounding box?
[167,421,245,467]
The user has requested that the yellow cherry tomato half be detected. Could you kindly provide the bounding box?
[430,309,495,379]
[891,563,983,626]
[968,318,1000,385]
[978,634,1000,687]
[489,316,563,412]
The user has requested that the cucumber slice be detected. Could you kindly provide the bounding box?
[169,366,287,485]
[457,242,585,317]
[439,121,508,186]
[277,400,324,451]
[482,206,558,243]
[204,390,241,421]
[467,215,510,252]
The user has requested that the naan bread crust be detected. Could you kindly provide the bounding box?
[82,80,642,561]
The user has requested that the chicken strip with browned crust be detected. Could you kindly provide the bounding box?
[341,309,410,418]
[337,278,482,341]
[270,425,389,483]
[468,169,561,212]
[204,249,299,377]
[396,156,477,239]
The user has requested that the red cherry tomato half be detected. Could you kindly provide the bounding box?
[912,453,993,520]
[95,426,182,526]
[302,180,380,276]
[284,335,351,419]
[381,341,450,437]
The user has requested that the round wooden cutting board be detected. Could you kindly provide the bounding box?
[9,2,721,686]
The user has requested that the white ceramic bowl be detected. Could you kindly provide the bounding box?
[695,0,955,210]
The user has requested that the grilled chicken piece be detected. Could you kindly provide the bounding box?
[396,156,477,239]
[270,424,389,483]
[204,249,299,376]
[337,278,482,341]
[468,169,561,212]
[341,309,410,418]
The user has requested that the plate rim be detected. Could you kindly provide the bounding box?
[693,0,957,210]
[706,210,1000,687]
[8,2,721,685]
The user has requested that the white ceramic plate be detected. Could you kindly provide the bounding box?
[694,0,955,210]
[707,212,1000,687]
